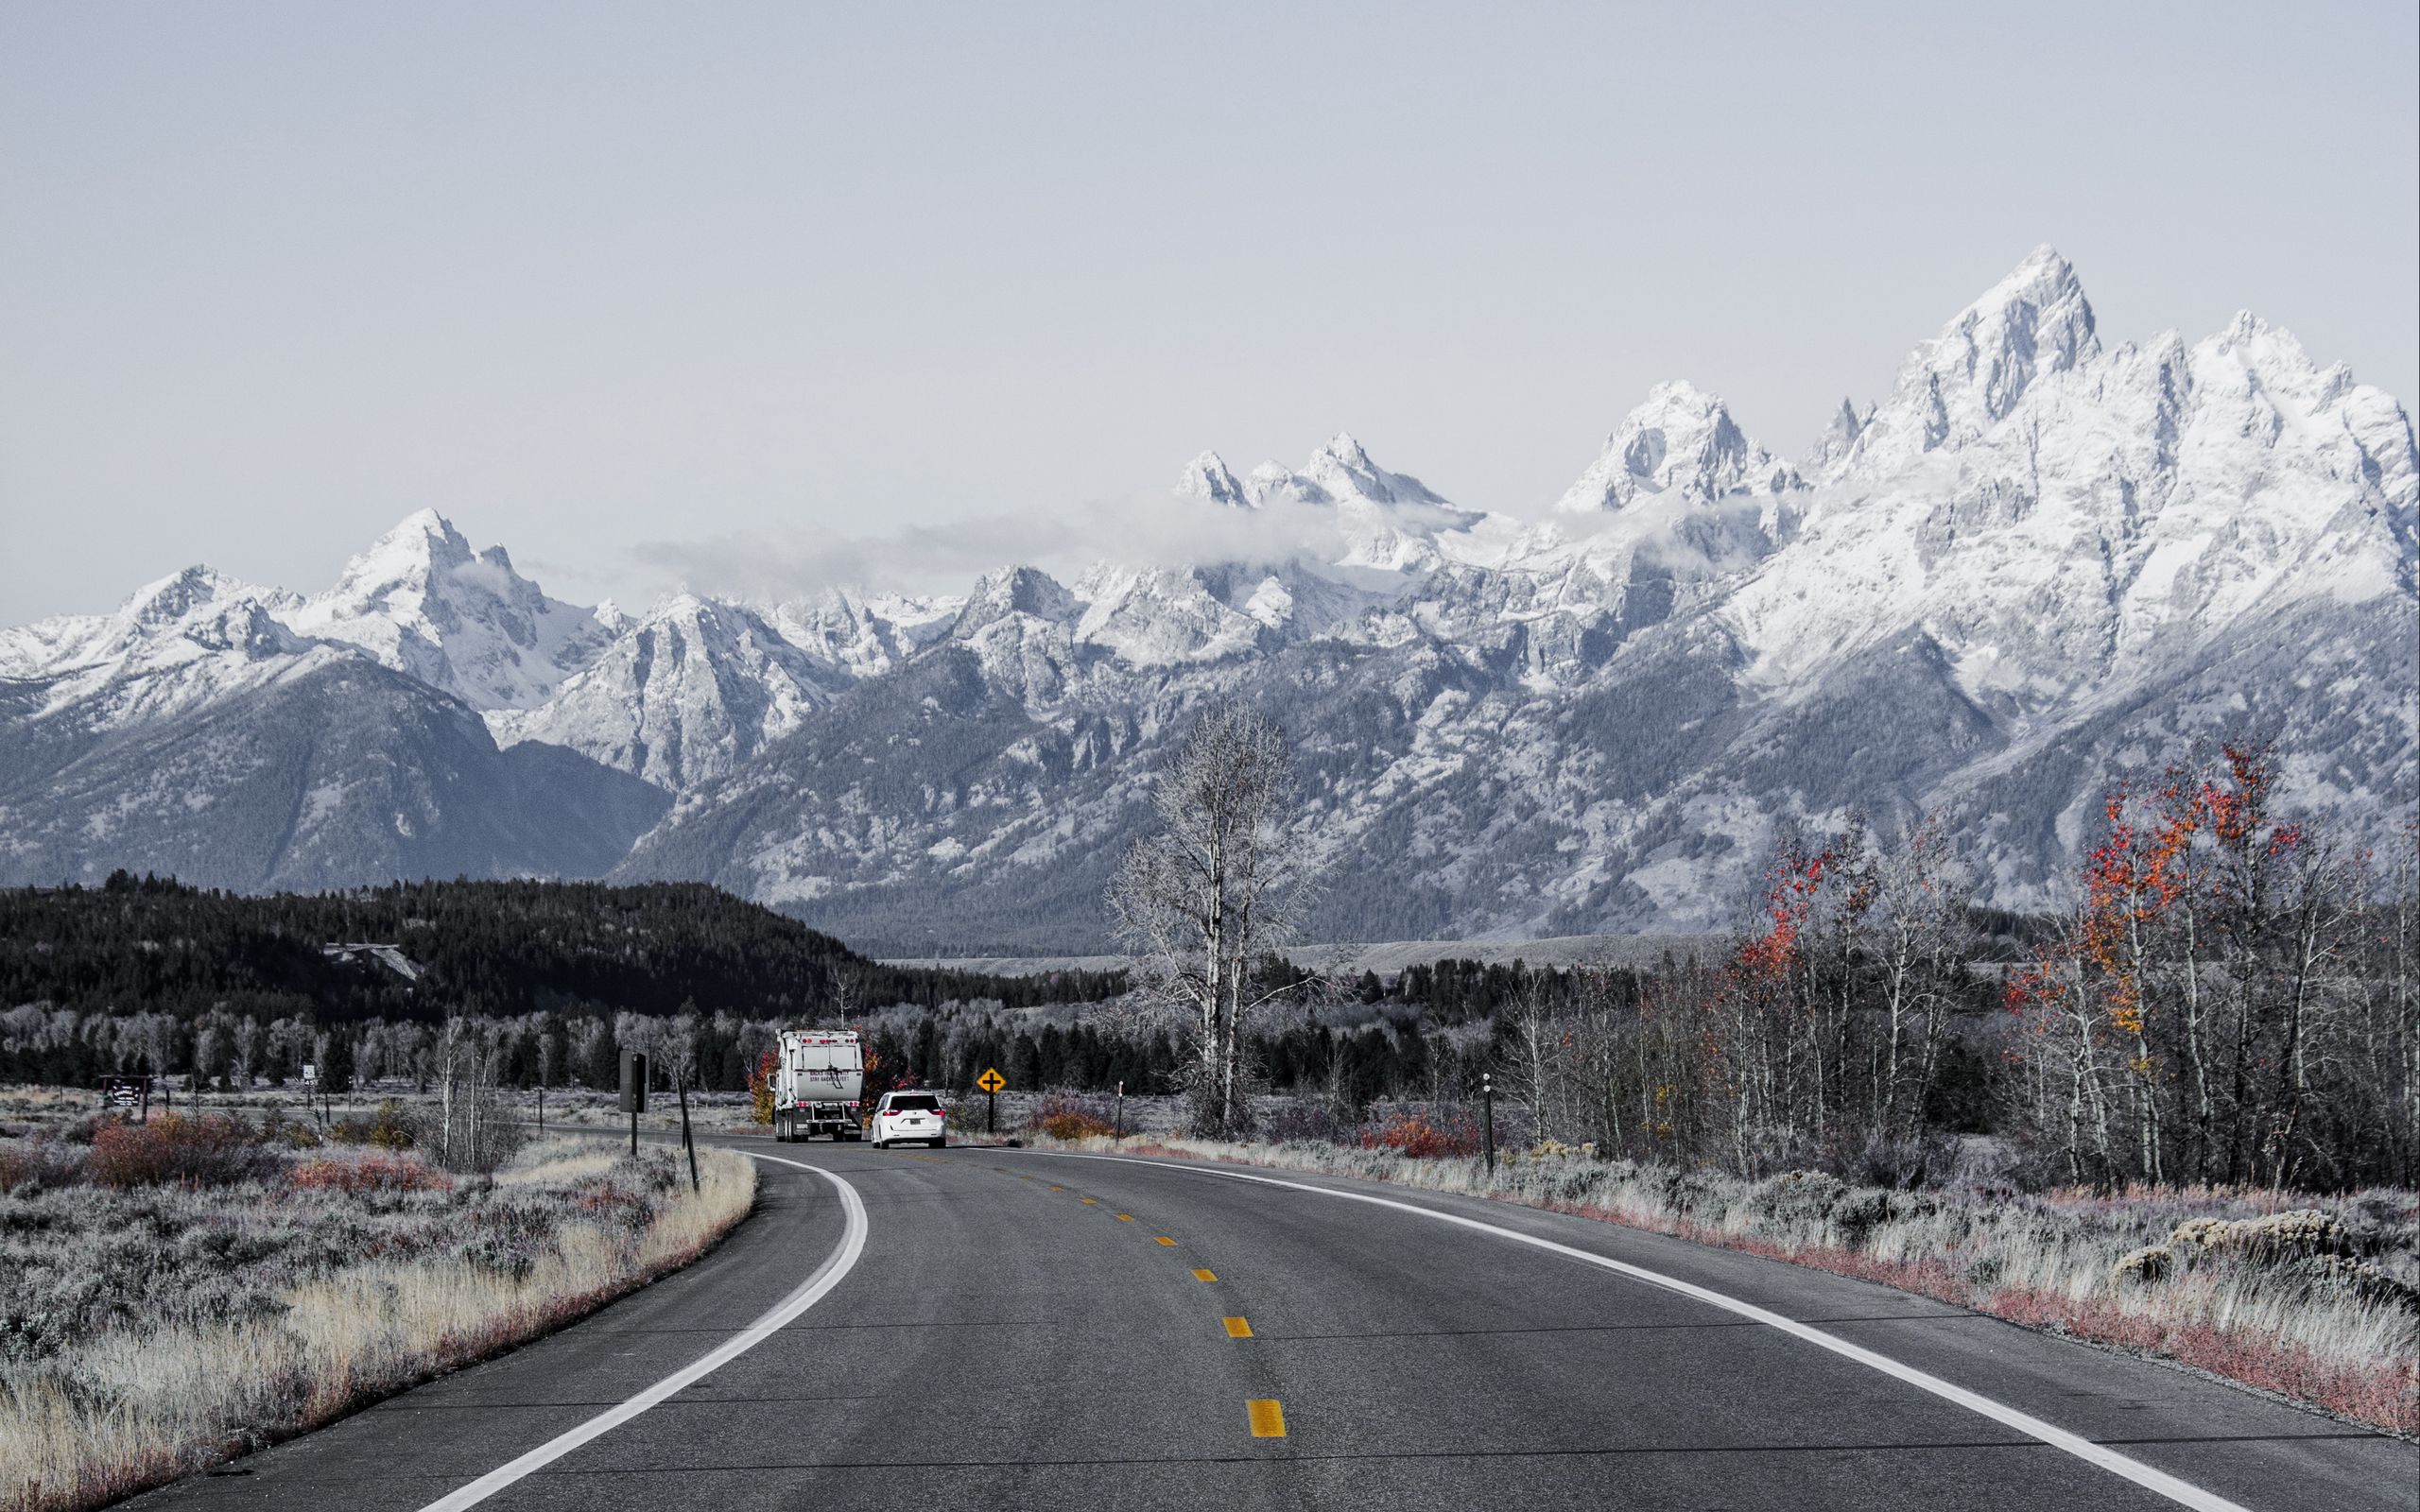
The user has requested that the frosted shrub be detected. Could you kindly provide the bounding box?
[0,1129,756,1512]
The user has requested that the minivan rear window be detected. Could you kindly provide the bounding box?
[890,1094,941,1111]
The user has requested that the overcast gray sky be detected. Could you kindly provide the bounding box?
[3,1,2414,620]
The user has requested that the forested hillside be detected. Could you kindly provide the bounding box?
[0,873,1125,1025]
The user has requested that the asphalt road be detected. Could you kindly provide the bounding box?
[123,1137,2417,1512]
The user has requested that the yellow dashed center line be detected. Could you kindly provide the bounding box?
[1191,1269,1218,1282]
[1047,1185,1063,1192]
[1154,1235,1178,1246]
[1247,1400,1287,1438]
[1115,1213,1134,1221]
[1081,1196,1098,1205]
[1222,1316,1253,1338]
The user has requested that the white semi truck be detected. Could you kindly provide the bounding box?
[772,1028,866,1142]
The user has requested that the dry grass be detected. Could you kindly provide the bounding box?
[0,1087,92,1122]
[0,1131,755,1512]
[1045,1132,2420,1436]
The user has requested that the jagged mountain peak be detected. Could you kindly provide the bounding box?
[1314,431,1374,469]
[100,566,301,662]
[120,564,259,625]
[956,564,1080,629]
[339,508,476,586]
[280,511,614,711]
[0,562,304,684]
[1555,380,1798,514]
[1806,398,1872,472]
[1295,431,1445,508]
[1175,434,1459,529]
[1835,246,2100,476]
[7,247,2409,947]
[1176,450,1252,508]
[488,588,839,791]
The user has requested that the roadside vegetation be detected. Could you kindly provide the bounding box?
[0,1094,755,1512]
[1045,718,2420,1435]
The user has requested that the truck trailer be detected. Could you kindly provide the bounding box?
[773,1028,865,1142]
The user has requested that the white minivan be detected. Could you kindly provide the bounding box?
[870,1091,948,1149]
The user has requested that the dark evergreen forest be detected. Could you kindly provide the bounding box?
[0,872,1127,1025]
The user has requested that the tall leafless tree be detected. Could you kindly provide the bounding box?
[1108,702,1320,1137]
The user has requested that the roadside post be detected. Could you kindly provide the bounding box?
[677,1074,700,1194]
[1481,1072,1495,1177]
[619,1051,648,1161]
[1115,1079,1124,1141]
[977,1066,1006,1135]
[536,1084,544,1132]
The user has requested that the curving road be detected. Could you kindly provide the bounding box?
[123,1137,2415,1512]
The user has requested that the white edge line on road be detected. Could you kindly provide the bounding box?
[1015,1148,2250,1512]
[414,1153,866,1512]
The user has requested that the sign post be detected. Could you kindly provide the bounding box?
[619,1051,648,1162]
[1481,1071,1495,1177]
[678,1075,700,1194]
[977,1066,1006,1135]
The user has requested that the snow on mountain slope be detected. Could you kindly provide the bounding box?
[771,588,960,682]
[0,566,330,731]
[487,593,843,790]
[0,653,666,891]
[1070,563,1269,666]
[1176,451,1253,508]
[610,249,2412,948]
[9,247,2410,942]
[1185,432,1496,572]
[0,558,665,889]
[280,510,616,710]
[1724,254,2417,701]
[1554,380,1802,516]
[1822,244,2101,481]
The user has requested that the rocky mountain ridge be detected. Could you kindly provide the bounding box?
[5,249,2411,951]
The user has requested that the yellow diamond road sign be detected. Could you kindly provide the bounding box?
[977,1068,1006,1093]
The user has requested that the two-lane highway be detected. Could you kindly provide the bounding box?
[122,1139,2417,1512]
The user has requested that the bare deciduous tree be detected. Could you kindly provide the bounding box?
[424,1016,519,1173]
[1109,702,1320,1137]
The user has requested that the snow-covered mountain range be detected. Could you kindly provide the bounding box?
[5,249,2412,952]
